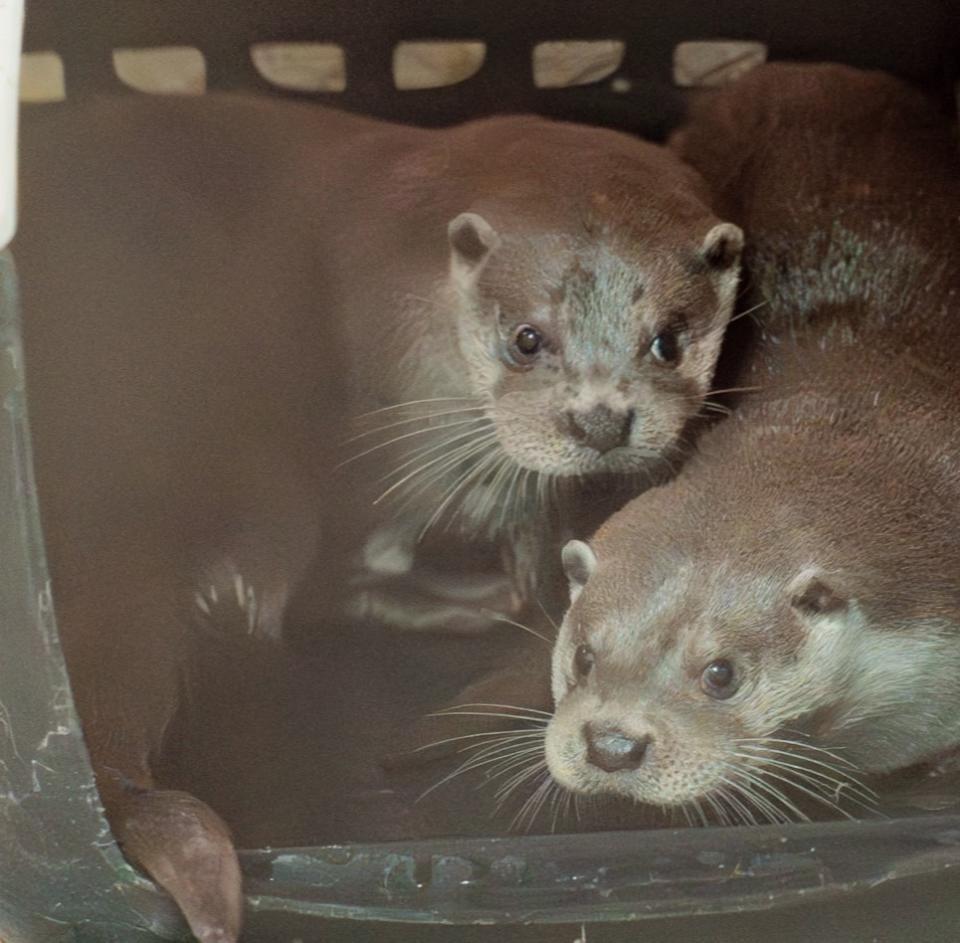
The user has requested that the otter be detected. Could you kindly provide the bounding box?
[545,64,960,821]
[14,96,741,940]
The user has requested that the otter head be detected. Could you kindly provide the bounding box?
[545,468,960,820]
[445,210,743,478]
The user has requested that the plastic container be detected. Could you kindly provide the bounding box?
[5,1,960,940]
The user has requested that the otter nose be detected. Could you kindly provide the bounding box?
[583,723,650,772]
[564,406,633,454]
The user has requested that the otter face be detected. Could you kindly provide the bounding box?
[545,537,960,819]
[446,212,743,478]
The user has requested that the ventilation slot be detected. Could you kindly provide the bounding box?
[532,40,625,89]
[251,43,347,93]
[113,46,206,94]
[673,41,767,88]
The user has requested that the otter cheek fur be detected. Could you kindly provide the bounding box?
[544,539,960,819]
[447,213,743,478]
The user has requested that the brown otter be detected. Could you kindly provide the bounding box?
[545,64,960,821]
[14,96,741,940]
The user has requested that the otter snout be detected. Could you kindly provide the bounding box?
[562,406,634,454]
[583,722,650,772]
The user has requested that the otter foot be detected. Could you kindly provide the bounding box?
[349,568,521,633]
[112,789,243,943]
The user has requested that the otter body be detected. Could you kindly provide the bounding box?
[546,65,960,820]
[15,96,739,939]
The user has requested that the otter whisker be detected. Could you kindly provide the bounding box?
[375,431,497,505]
[397,439,501,515]
[377,424,494,481]
[482,747,551,781]
[466,745,548,781]
[433,702,553,718]
[678,384,763,404]
[703,791,732,827]
[562,788,575,827]
[410,728,546,756]
[512,771,555,833]
[478,454,515,527]
[755,760,877,813]
[423,446,507,536]
[429,708,551,725]
[501,464,526,530]
[731,767,809,823]
[352,396,482,422]
[347,405,490,443]
[417,739,544,802]
[723,776,790,826]
[464,454,504,523]
[379,419,494,471]
[727,299,769,324]
[535,595,560,634]
[494,758,549,806]
[425,726,548,745]
[735,784,794,825]
[700,400,733,416]
[739,736,866,774]
[691,799,710,828]
[418,750,538,805]
[479,611,553,645]
[714,781,760,826]
[549,782,567,834]
[501,463,526,528]
[753,765,859,821]
[490,748,548,793]
[733,744,877,806]
[377,434,497,505]
[336,417,491,469]
[757,761,878,815]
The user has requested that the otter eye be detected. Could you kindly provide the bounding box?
[650,329,680,365]
[574,644,595,679]
[513,325,543,359]
[701,659,737,699]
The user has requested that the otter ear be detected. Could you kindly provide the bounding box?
[448,212,500,279]
[562,539,597,603]
[700,222,744,271]
[789,569,848,617]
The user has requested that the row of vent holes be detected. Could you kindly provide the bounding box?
[19,40,768,103]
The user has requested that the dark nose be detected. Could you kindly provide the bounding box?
[583,723,650,772]
[564,406,633,454]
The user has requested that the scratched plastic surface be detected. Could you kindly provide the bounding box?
[0,252,187,942]
[7,0,960,940]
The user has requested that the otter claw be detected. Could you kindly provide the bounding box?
[112,789,243,943]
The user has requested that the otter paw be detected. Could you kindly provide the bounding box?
[349,569,520,634]
[112,789,243,943]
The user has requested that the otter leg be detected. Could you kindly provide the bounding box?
[55,549,243,943]
[353,523,524,632]
[350,559,523,633]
